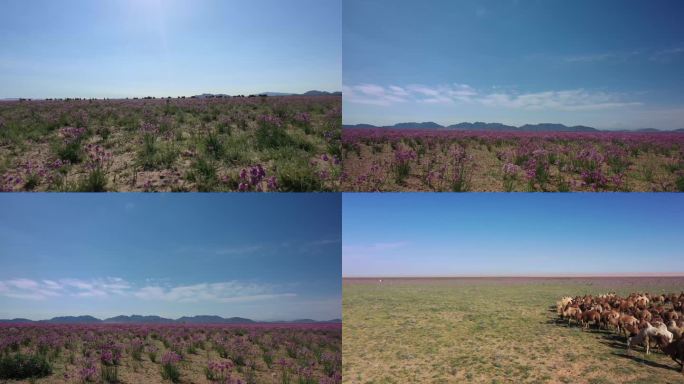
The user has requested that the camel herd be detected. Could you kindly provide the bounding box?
[556,292,684,373]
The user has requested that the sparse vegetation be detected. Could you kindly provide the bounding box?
[0,96,341,191]
[343,277,684,383]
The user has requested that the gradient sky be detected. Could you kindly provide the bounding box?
[0,0,341,98]
[0,194,341,321]
[343,193,684,277]
[343,0,684,130]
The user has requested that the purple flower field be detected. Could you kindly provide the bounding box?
[0,96,341,192]
[341,128,684,191]
[0,323,341,383]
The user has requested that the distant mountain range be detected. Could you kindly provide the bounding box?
[193,90,341,98]
[343,121,684,132]
[0,315,341,324]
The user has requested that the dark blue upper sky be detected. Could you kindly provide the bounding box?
[0,194,341,321]
[343,193,683,277]
[0,0,341,98]
[343,0,684,129]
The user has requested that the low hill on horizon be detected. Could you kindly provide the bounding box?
[194,90,341,98]
[0,315,340,324]
[343,121,683,132]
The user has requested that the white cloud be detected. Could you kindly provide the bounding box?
[388,85,410,97]
[133,281,296,303]
[0,278,297,303]
[60,277,131,297]
[344,83,642,111]
[478,89,642,111]
[0,277,132,300]
[6,278,40,290]
[342,84,411,106]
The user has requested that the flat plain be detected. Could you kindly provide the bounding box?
[343,276,684,383]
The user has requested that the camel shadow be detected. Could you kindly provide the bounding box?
[597,336,626,350]
[612,351,678,371]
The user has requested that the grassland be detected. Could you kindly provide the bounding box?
[0,96,341,191]
[343,277,684,384]
[341,129,684,192]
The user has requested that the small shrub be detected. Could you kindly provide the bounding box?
[557,179,571,192]
[256,115,293,149]
[393,151,414,185]
[0,353,52,380]
[130,339,144,361]
[449,147,472,192]
[138,134,177,170]
[203,132,224,159]
[187,157,217,191]
[148,351,158,363]
[275,158,322,192]
[161,351,182,383]
[79,168,107,192]
[263,352,273,368]
[676,174,684,192]
[205,360,233,383]
[97,126,111,141]
[100,365,118,383]
[23,172,40,191]
[56,141,83,163]
[278,359,292,384]
[223,135,250,165]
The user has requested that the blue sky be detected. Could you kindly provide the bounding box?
[343,193,684,277]
[0,0,340,98]
[343,0,684,129]
[0,194,341,321]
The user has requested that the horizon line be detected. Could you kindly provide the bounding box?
[0,90,343,100]
[0,314,342,323]
[343,273,684,278]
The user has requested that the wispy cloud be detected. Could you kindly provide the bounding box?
[344,83,642,111]
[478,89,642,111]
[0,278,130,300]
[213,245,264,256]
[343,241,409,254]
[650,47,684,63]
[295,238,341,255]
[342,84,411,106]
[133,281,296,303]
[0,278,295,303]
[559,46,684,64]
[562,50,643,63]
[177,239,338,258]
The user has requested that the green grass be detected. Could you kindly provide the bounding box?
[343,279,684,384]
[0,97,340,191]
